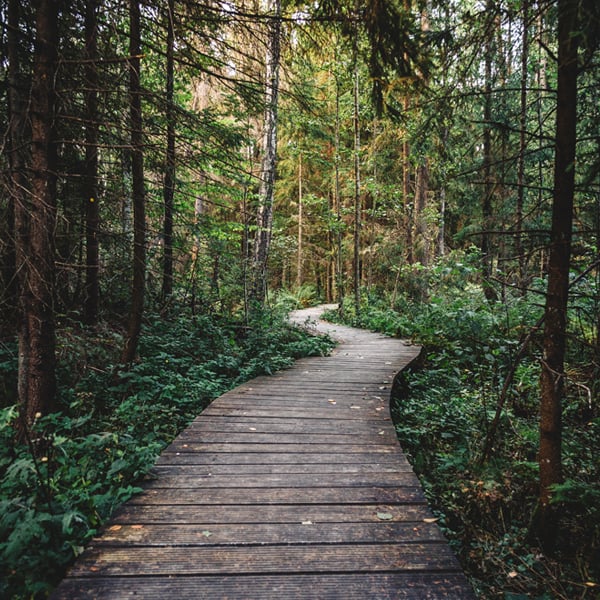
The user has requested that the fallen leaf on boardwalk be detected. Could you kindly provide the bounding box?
[131,525,143,530]
[423,517,439,523]
[301,520,313,525]
[376,512,393,520]
[350,405,362,409]
[378,431,385,435]
[201,530,212,537]
[328,399,336,404]
[249,427,257,431]
[108,525,122,531]
[375,406,384,412]
[90,566,100,572]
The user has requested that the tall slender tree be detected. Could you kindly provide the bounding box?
[15,0,60,429]
[251,0,282,306]
[537,0,579,551]
[120,0,146,364]
[162,0,176,301]
[84,0,100,325]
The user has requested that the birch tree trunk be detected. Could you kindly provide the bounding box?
[251,0,281,306]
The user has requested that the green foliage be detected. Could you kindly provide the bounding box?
[0,308,334,599]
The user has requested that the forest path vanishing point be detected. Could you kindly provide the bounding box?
[50,305,476,599]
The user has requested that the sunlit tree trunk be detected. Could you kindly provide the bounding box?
[120,0,146,364]
[251,0,281,306]
[15,0,59,430]
[84,0,100,326]
[353,46,361,315]
[537,0,578,551]
[297,151,303,288]
[162,0,176,301]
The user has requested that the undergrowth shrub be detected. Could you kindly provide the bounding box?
[0,307,335,599]
[325,252,599,599]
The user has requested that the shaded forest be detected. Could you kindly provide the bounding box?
[1,0,599,597]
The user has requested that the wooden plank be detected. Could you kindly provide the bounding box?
[92,521,446,546]
[110,503,435,524]
[66,543,462,577]
[149,462,414,474]
[142,471,422,489]
[156,451,408,466]
[130,486,427,505]
[49,573,476,600]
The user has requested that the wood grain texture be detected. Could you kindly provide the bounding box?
[50,305,475,599]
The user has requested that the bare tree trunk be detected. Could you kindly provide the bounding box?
[414,161,430,266]
[4,0,26,332]
[537,0,578,551]
[515,0,529,294]
[353,49,361,315]
[15,0,59,430]
[402,98,413,265]
[162,0,175,301]
[84,0,100,326]
[482,3,495,284]
[251,0,281,307]
[297,151,303,288]
[120,0,146,365]
[334,65,344,310]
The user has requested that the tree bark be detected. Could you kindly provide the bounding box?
[15,0,59,430]
[162,0,176,301]
[4,0,26,331]
[84,0,100,326]
[353,47,361,315]
[537,0,578,551]
[297,151,303,288]
[516,0,529,294]
[120,0,146,365]
[251,0,281,307]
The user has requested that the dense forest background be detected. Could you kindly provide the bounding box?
[1,0,599,597]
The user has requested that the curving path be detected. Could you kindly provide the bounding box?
[50,305,475,599]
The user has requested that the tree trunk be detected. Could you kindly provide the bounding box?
[297,151,303,288]
[251,0,281,307]
[516,0,529,294]
[120,0,146,365]
[84,0,100,326]
[162,0,176,301]
[353,48,361,315]
[4,0,26,332]
[482,2,495,284]
[537,0,578,551]
[16,0,59,430]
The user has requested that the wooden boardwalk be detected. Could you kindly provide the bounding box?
[50,305,475,599]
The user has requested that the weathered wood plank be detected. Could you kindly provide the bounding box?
[66,543,462,577]
[110,503,434,524]
[49,573,476,600]
[92,521,446,546]
[156,450,408,466]
[131,486,427,505]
